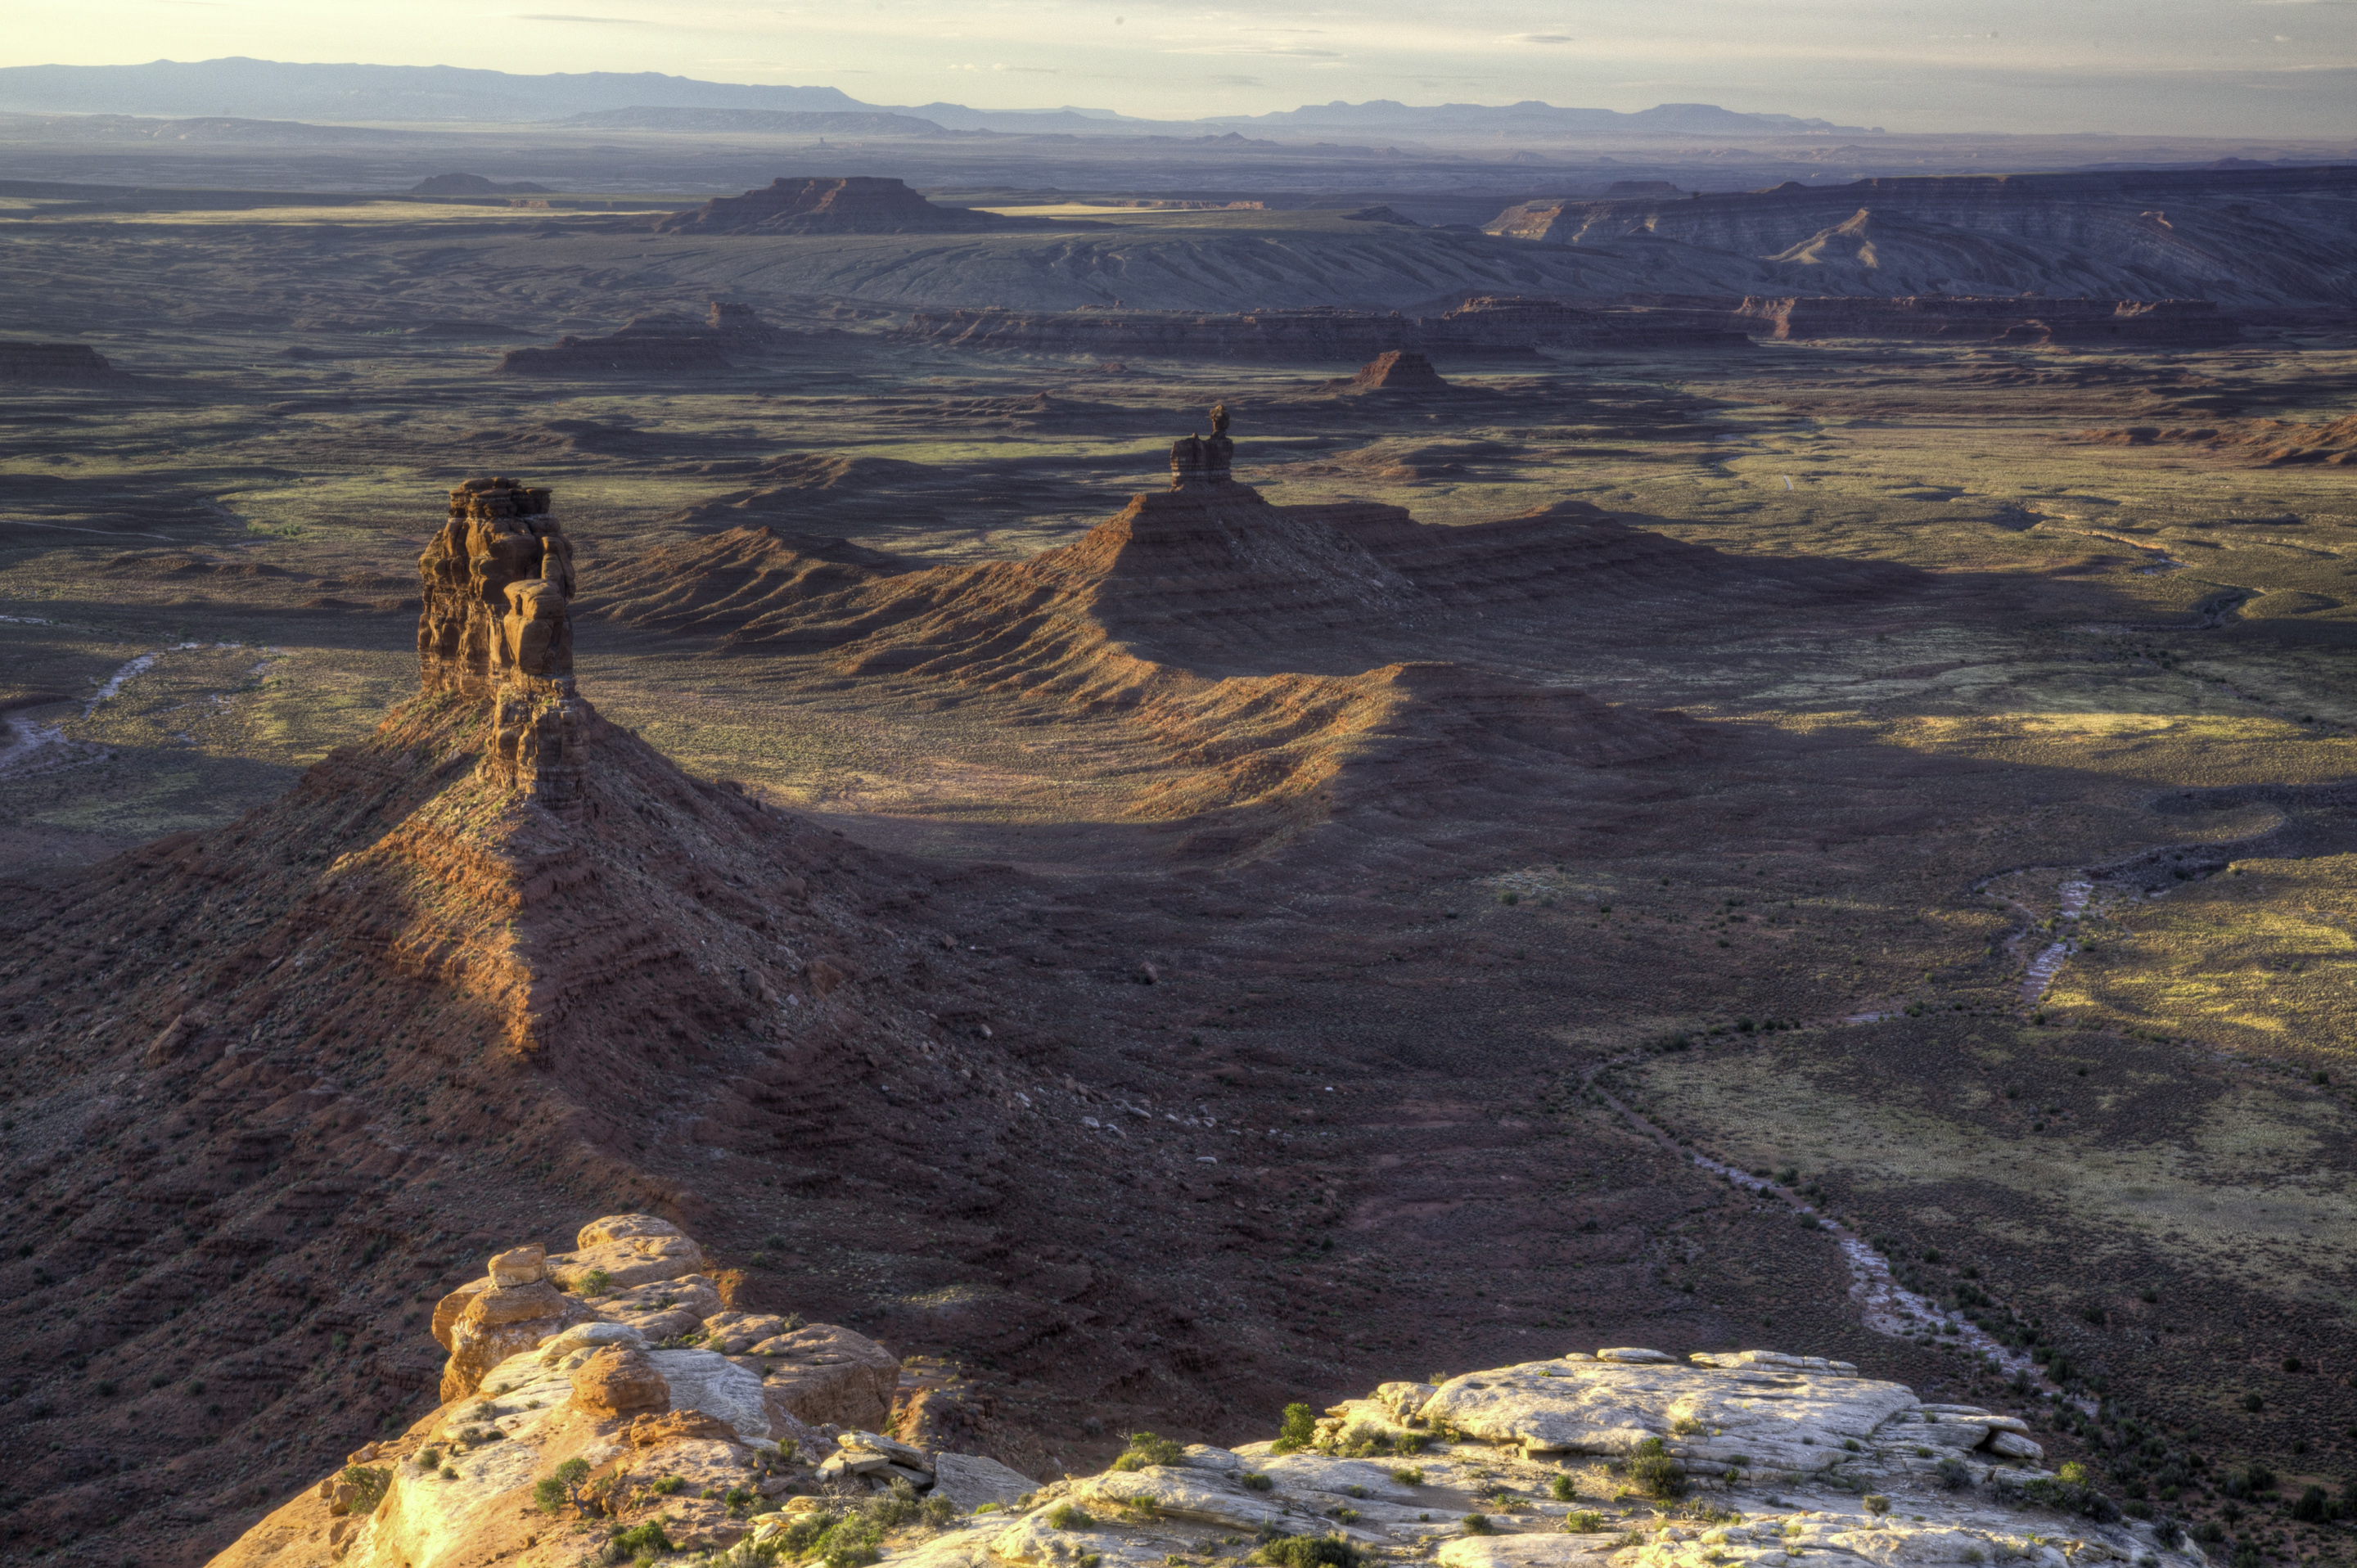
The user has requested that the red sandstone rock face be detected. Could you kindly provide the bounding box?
[417,477,591,813]
[651,176,1006,235]
[1345,349,1449,391]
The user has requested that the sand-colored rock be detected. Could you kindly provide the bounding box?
[568,1344,671,1417]
[439,1279,592,1402]
[488,1245,546,1286]
[543,1225,707,1292]
[1420,1353,1918,1467]
[746,1321,899,1430]
[1439,1538,1619,1568]
[213,1290,2159,1568]
[932,1452,1039,1512]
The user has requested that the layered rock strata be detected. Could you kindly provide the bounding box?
[417,476,591,813]
[1732,295,2238,345]
[904,297,1747,358]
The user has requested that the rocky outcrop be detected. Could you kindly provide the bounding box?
[753,1324,901,1431]
[0,341,122,382]
[651,176,1011,235]
[1732,294,2238,345]
[204,1217,965,1568]
[1336,349,1449,391]
[493,301,786,374]
[214,1317,2199,1568]
[416,475,592,813]
[1168,403,1237,491]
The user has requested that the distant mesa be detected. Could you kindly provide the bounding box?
[560,106,953,136]
[409,172,552,195]
[0,341,124,384]
[651,175,1021,235]
[1482,165,2357,308]
[1340,205,1420,226]
[1607,179,1682,195]
[1333,349,1450,394]
[493,300,783,376]
[1733,295,2238,346]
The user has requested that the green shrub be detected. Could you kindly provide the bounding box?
[922,1495,958,1527]
[606,1521,676,1566]
[1564,1512,1607,1533]
[1242,1473,1274,1493]
[1047,1504,1094,1531]
[1271,1404,1317,1455]
[1463,1515,1494,1535]
[1254,1537,1362,1568]
[649,1476,683,1496]
[1629,1438,1685,1500]
[1863,1495,1889,1516]
[2241,1392,2264,1413]
[1115,1432,1187,1471]
[2292,1486,2330,1523]
[777,1511,843,1555]
[725,1486,757,1516]
[584,1268,613,1297]
[1936,1458,1972,1491]
[1548,1474,1576,1502]
[534,1479,568,1515]
[416,1448,441,1470]
[867,1480,924,1530]
[1392,1469,1424,1487]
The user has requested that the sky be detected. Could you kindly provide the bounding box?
[8,0,2357,134]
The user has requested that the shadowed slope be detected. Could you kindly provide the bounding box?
[576,488,1923,857]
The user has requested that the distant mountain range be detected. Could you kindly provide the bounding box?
[0,57,1876,139]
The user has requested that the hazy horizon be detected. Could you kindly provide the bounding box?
[6,0,2357,137]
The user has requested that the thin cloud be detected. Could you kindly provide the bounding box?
[992,63,1060,72]
[1507,34,1576,43]
[513,12,647,20]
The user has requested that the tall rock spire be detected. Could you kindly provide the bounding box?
[416,476,591,814]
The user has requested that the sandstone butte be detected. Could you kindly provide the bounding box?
[212,1212,2210,1568]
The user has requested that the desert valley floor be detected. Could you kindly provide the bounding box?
[2,171,2355,1568]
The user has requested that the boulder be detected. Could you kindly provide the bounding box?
[543,1215,707,1291]
[629,1408,740,1447]
[651,1347,775,1440]
[589,1272,723,1341]
[931,1452,1039,1512]
[439,1279,592,1402]
[702,1310,790,1353]
[745,1322,899,1430]
[568,1345,671,1417]
[488,1246,546,1286]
